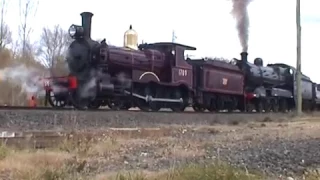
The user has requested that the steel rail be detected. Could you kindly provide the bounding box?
[0,105,301,115]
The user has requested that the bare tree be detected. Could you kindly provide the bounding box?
[37,25,72,76]
[18,0,38,57]
[0,24,12,49]
[38,25,72,68]
[0,0,12,50]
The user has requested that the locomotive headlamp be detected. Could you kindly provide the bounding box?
[68,24,84,38]
[69,25,76,36]
[289,68,294,75]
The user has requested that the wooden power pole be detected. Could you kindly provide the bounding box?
[296,0,302,115]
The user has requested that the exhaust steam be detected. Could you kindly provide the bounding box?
[116,72,132,89]
[231,0,253,52]
[0,64,48,97]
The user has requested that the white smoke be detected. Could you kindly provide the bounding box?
[79,76,97,99]
[51,83,68,94]
[76,70,132,99]
[231,0,253,52]
[116,72,132,89]
[0,64,48,97]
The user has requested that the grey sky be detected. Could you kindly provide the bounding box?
[2,0,320,81]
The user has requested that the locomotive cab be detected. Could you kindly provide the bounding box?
[138,42,195,87]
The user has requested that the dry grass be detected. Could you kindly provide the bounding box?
[1,145,319,180]
[87,137,120,156]
[0,128,263,180]
[0,144,264,180]
[0,145,319,180]
[2,123,320,180]
[0,148,84,180]
[99,164,264,180]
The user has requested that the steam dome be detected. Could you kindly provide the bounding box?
[254,58,263,66]
[124,25,138,50]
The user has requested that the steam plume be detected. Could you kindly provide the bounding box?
[79,77,97,99]
[116,72,132,89]
[0,65,48,97]
[231,0,252,52]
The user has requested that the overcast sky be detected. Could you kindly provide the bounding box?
[2,0,320,82]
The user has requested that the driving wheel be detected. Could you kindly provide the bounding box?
[87,100,101,110]
[46,90,67,108]
[170,89,186,112]
[107,98,124,110]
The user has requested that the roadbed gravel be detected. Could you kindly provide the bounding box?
[0,109,311,131]
[204,121,320,176]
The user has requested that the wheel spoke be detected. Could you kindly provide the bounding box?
[47,90,67,108]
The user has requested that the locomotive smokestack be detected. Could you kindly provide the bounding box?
[80,12,93,39]
[240,52,248,70]
[240,52,248,63]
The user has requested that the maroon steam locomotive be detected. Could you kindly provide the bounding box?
[43,11,320,112]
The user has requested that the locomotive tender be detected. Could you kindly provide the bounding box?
[43,11,320,112]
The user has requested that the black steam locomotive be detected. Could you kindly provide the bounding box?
[235,52,316,112]
[65,12,114,109]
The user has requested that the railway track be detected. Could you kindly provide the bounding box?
[0,105,301,115]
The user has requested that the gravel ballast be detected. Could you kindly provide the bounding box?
[0,109,302,130]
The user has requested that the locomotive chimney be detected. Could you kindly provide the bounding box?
[240,52,248,70]
[80,12,93,39]
[240,52,248,63]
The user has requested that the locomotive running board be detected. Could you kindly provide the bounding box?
[124,91,183,103]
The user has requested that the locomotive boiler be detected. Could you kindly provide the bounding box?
[238,53,293,88]
[235,52,315,112]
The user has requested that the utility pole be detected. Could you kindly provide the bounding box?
[296,0,302,116]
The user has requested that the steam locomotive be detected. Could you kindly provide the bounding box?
[43,11,320,112]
